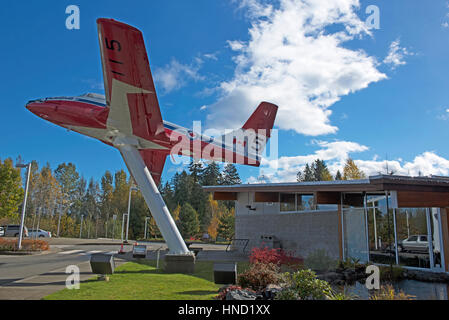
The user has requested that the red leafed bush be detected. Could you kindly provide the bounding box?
[237,262,280,291]
[0,238,49,252]
[249,246,303,268]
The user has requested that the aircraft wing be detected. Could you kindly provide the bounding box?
[139,150,168,186]
[97,18,167,142]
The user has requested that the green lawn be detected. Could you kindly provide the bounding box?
[44,260,248,300]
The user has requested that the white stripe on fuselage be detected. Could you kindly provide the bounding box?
[56,89,261,160]
[65,125,168,150]
[106,78,153,136]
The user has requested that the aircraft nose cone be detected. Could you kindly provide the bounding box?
[26,101,51,119]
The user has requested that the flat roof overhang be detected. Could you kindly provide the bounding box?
[204,175,449,193]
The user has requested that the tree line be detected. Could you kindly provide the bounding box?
[0,157,241,241]
[296,158,366,182]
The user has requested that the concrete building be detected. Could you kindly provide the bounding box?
[204,175,449,273]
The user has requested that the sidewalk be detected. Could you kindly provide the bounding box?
[0,257,127,300]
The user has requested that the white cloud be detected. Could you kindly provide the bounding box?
[203,53,219,60]
[383,38,413,70]
[206,0,386,135]
[442,22,449,28]
[250,140,449,182]
[154,59,204,93]
[437,108,449,120]
[355,152,449,177]
[259,139,369,182]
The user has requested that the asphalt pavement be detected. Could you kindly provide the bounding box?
[0,239,131,300]
[0,237,241,300]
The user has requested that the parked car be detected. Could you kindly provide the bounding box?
[28,229,52,238]
[3,225,28,237]
[401,235,429,253]
[0,226,4,237]
[132,244,147,258]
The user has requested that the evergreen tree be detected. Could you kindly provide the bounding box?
[200,161,221,186]
[128,190,148,240]
[188,160,203,183]
[313,159,333,181]
[220,163,241,185]
[178,203,200,238]
[160,181,175,212]
[217,209,235,240]
[303,163,315,181]
[173,171,194,207]
[335,170,343,180]
[111,170,129,225]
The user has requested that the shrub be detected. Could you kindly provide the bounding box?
[325,290,355,300]
[274,288,300,300]
[379,265,405,282]
[249,246,303,269]
[337,257,366,271]
[276,269,333,300]
[370,284,415,300]
[0,238,49,252]
[237,262,281,291]
[304,249,338,272]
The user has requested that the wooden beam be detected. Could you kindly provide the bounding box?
[440,208,449,272]
[213,192,237,201]
[254,192,279,202]
[342,193,364,207]
[316,191,341,205]
[396,191,449,208]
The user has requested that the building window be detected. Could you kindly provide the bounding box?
[297,194,315,211]
[279,193,315,212]
[280,193,295,212]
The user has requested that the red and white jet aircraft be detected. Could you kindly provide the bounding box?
[26,19,277,254]
[26,19,278,186]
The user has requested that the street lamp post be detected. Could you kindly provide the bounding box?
[144,216,151,239]
[57,202,62,237]
[16,162,31,250]
[121,213,128,242]
[79,215,84,238]
[125,185,138,243]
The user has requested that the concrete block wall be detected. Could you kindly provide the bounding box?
[235,192,340,259]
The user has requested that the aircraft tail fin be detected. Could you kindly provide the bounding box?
[242,101,278,137]
[220,102,278,166]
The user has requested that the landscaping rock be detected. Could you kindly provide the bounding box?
[317,272,343,283]
[226,289,261,300]
[404,270,449,283]
[260,284,283,300]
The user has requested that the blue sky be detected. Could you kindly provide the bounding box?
[1,0,449,184]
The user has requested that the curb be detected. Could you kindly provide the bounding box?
[0,250,50,256]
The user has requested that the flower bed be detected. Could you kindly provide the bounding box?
[0,238,49,252]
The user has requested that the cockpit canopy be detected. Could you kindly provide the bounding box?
[80,93,106,100]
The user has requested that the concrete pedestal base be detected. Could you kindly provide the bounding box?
[164,253,196,274]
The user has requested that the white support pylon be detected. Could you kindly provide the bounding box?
[116,140,190,255]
